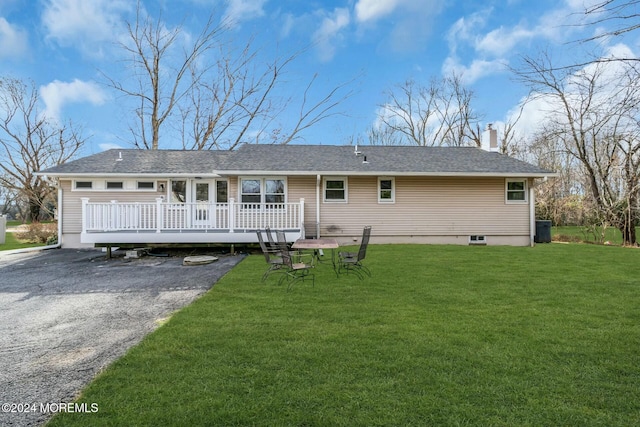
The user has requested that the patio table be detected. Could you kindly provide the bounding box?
[292,238,339,277]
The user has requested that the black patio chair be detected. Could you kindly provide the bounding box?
[256,229,285,282]
[264,226,280,251]
[275,229,315,291]
[338,226,372,279]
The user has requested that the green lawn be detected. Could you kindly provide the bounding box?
[0,231,44,251]
[552,225,640,245]
[49,244,640,426]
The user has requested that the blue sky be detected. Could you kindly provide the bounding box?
[1,0,636,156]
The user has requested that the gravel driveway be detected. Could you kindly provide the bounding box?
[0,248,244,427]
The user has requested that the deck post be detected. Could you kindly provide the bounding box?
[110,200,117,230]
[229,198,235,232]
[155,198,163,233]
[81,198,89,233]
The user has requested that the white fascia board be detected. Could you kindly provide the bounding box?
[215,170,558,178]
[35,173,222,178]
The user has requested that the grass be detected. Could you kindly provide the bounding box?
[49,244,640,426]
[553,225,640,245]
[0,231,45,251]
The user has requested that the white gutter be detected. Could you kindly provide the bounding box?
[35,173,222,178]
[212,170,558,178]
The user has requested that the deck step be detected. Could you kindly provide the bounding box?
[183,255,218,266]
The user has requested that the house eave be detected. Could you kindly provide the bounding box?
[35,172,222,178]
[214,170,558,178]
[38,170,557,179]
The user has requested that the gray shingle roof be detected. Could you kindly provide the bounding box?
[40,149,231,176]
[39,144,555,177]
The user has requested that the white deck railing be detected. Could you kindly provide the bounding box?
[81,198,304,233]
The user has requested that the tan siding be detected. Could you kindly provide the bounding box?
[287,176,318,236]
[61,180,165,234]
[59,175,531,245]
[319,176,530,239]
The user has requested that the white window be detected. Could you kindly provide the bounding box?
[137,181,155,190]
[240,178,286,205]
[506,179,527,203]
[74,181,93,190]
[106,181,124,190]
[469,235,486,245]
[324,177,347,202]
[378,177,395,203]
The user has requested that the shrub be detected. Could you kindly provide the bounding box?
[15,222,57,244]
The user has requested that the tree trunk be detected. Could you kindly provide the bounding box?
[620,221,636,246]
[28,198,41,222]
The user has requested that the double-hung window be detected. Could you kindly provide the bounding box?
[506,179,527,203]
[378,177,395,203]
[324,177,347,202]
[240,178,286,207]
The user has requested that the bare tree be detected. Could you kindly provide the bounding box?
[110,2,352,150]
[0,77,86,221]
[181,45,353,150]
[580,1,640,44]
[376,74,481,147]
[106,2,225,150]
[515,52,640,244]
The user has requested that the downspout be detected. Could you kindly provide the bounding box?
[529,179,536,247]
[316,174,321,239]
[54,184,62,248]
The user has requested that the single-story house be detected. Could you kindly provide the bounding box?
[37,144,556,248]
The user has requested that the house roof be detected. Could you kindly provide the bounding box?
[39,144,555,178]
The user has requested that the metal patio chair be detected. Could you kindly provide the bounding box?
[256,230,285,282]
[276,229,315,291]
[264,226,280,251]
[338,226,372,279]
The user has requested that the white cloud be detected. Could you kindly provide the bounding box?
[313,8,351,62]
[475,25,534,57]
[355,0,445,53]
[355,0,400,23]
[442,57,508,84]
[223,0,267,27]
[40,79,107,122]
[99,142,124,151]
[41,0,130,55]
[446,12,489,55]
[0,17,28,59]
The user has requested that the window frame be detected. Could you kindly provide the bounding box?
[170,180,188,204]
[505,178,528,204]
[378,177,395,203]
[323,177,348,203]
[73,180,93,190]
[239,177,287,207]
[136,180,156,191]
[105,181,124,190]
